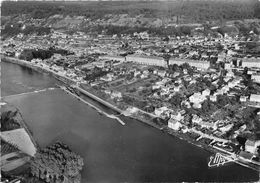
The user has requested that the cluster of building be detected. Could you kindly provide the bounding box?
[1,26,260,165]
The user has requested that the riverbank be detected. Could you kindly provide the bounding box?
[2,55,259,173]
[1,55,75,86]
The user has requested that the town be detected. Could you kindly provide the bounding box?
[1,21,260,174]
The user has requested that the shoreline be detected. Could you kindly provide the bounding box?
[2,55,259,172]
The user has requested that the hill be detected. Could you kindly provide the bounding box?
[2,0,259,23]
[1,0,260,37]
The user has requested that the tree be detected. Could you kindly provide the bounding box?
[19,49,34,61]
[181,63,190,70]
[216,94,230,107]
[30,142,84,182]
[201,99,218,115]
[163,36,170,42]
[168,64,180,73]
[184,114,192,127]
[169,93,183,108]
[217,76,225,87]
[180,26,192,35]
[163,53,171,68]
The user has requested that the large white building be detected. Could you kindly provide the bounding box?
[245,140,260,154]
[168,118,182,131]
[241,58,260,68]
[126,55,166,67]
[100,54,211,69]
[99,55,126,62]
[249,94,260,103]
[252,75,260,83]
[169,59,210,70]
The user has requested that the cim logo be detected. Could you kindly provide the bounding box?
[208,153,234,168]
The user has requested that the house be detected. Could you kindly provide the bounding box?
[223,85,231,93]
[192,114,203,124]
[181,100,191,108]
[200,121,216,130]
[225,63,231,70]
[224,77,230,82]
[190,79,197,84]
[104,90,111,95]
[202,89,210,96]
[241,58,260,68]
[143,70,149,76]
[193,103,202,109]
[153,70,158,75]
[183,69,188,75]
[171,111,184,122]
[157,70,167,77]
[52,53,63,60]
[168,118,182,130]
[201,52,208,59]
[90,81,101,87]
[140,73,148,79]
[111,91,122,99]
[100,75,113,82]
[172,72,180,78]
[234,124,247,135]
[245,140,257,154]
[234,43,240,50]
[173,86,180,92]
[161,87,170,96]
[252,75,260,83]
[219,123,233,133]
[217,53,225,62]
[152,85,161,90]
[189,92,206,104]
[154,106,169,117]
[240,96,248,102]
[134,70,141,77]
[247,70,255,75]
[249,94,260,103]
[184,76,192,81]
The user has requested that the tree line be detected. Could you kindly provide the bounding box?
[19,47,73,61]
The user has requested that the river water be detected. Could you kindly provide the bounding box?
[1,61,259,182]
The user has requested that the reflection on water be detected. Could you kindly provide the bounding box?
[1,61,58,96]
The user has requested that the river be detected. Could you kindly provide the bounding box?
[1,61,259,182]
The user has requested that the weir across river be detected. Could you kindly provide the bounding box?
[1,87,57,100]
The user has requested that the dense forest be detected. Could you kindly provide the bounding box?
[2,0,260,22]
